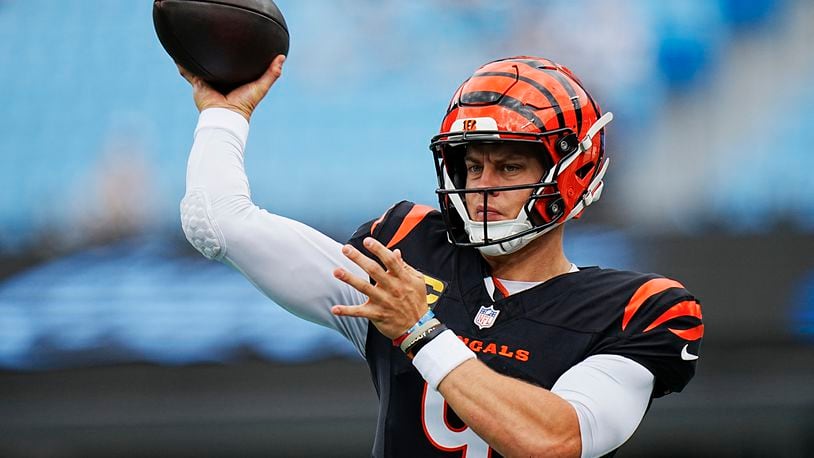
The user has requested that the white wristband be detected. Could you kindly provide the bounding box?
[412,329,477,390]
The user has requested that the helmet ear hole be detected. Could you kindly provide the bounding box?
[575,162,595,180]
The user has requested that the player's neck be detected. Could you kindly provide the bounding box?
[482,225,571,283]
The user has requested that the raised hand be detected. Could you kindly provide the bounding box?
[332,237,429,340]
[177,54,286,121]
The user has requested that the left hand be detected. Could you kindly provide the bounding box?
[331,237,428,339]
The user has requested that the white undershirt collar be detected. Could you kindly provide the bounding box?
[485,263,579,300]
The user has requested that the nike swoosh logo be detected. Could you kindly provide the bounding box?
[681,344,699,361]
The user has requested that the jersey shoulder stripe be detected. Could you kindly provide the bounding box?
[622,277,685,330]
[644,299,704,340]
[363,201,439,247]
[669,323,705,341]
[349,201,444,271]
[619,275,703,341]
[575,269,703,396]
[385,204,435,248]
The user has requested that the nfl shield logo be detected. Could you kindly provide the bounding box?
[474,305,500,330]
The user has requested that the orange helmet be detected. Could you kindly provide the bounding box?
[430,56,613,256]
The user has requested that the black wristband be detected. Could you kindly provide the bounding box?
[405,323,449,360]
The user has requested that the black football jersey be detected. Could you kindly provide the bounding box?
[347,201,704,458]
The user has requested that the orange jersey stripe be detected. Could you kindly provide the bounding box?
[622,278,685,331]
[492,276,510,299]
[669,324,705,341]
[644,300,703,333]
[385,205,435,248]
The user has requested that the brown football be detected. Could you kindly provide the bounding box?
[153,0,289,93]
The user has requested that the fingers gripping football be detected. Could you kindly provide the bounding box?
[178,54,285,121]
[332,238,429,339]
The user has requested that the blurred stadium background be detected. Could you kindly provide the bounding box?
[1,0,813,456]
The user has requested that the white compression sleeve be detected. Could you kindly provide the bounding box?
[551,354,655,458]
[181,108,370,355]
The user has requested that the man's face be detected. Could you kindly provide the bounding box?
[462,143,546,222]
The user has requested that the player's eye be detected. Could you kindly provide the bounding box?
[466,164,483,174]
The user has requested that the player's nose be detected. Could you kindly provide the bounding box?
[477,164,502,195]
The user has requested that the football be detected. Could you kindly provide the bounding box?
[153,0,289,93]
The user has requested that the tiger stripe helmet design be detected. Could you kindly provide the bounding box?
[430,56,613,256]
